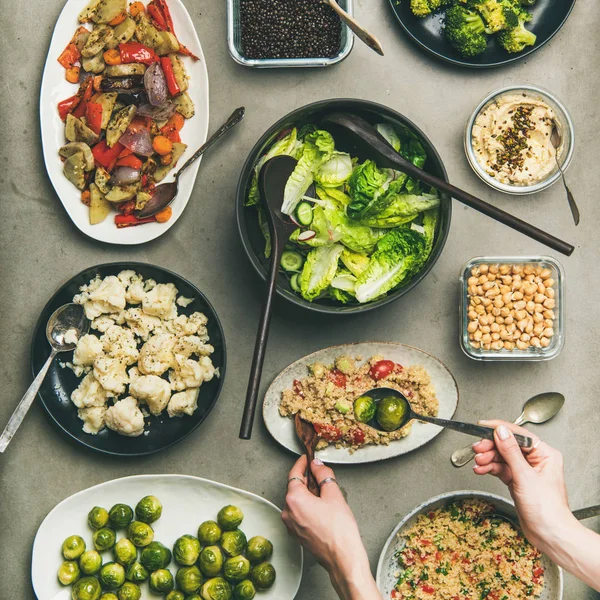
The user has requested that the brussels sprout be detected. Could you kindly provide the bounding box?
[187,596,202,600]
[353,395,376,423]
[58,560,81,585]
[127,520,154,547]
[176,565,203,593]
[173,533,201,565]
[223,556,251,583]
[109,504,134,529]
[201,577,232,600]
[134,495,163,524]
[375,396,407,432]
[99,562,126,589]
[113,538,137,565]
[88,506,110,530]
[100,594,118,600]
[63,535,86,560]
[250,562,276,590]
[71,575,102,600]
[117,582,141,600]
[198,546,224,577]
[80,550,103,575]
[125,561,148,583]
[245,536,273,564]
[198,521,222,546]
[217,506,244,531]
[166,592,185,600]
[93,527,116,551]
[140,541,172,571]
[220,530,247,557]
[149,568,174,592]
[233,580,256,600]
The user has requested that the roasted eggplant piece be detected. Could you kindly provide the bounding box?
[117,91,148,106]
[100,75,144,93]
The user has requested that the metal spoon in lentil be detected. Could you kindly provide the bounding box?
[321,0,384,56]
[550,120,580,226]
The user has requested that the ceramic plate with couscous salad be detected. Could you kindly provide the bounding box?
[263,342,459,465]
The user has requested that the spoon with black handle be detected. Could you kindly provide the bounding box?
[320,112,574,257]
[136,107,246,218]
[239,155,299,440]
[357,388,533,448]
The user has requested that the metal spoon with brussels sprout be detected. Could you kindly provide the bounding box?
[354,388,533,448]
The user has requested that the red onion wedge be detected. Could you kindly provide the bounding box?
[137,101,177,121]
[119,128,154,157]
[144,62,168,107]
[110,166,141,185]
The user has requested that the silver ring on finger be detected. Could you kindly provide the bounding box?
[288,477,305,485]
[318,477,338,487]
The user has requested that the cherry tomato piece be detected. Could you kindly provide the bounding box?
[313,423,342,442]
[328,369,347,388]
[369,360,395,380]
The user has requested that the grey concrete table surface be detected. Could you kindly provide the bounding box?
[0,1,598,598]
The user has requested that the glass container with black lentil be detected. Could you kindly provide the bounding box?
[239,0,343,60]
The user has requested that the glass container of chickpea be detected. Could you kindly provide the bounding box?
[460,257,565,361]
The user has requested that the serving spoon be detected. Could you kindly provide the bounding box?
[136,107,246,218]
[239,155,299,440]
[321,0,384,56]
[478,504,600,530]
[550,121,579,226]
[357,388,533,448]
[320,112,574,257]
[451,392,565,468]
[0,303,89,453]
[295,414,320,496]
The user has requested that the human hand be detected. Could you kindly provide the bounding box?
[282,456,381,600]
[472,420,573,552]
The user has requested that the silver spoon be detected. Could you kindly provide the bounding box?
[0,303,89,453]
[320,0,384,56]
[136,107,245,218]
[550,121,579,226]
[451,392,565,468]
[478,504,600,530]
[356,388,533,448]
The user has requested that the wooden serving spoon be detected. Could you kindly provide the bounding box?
[294,414,320,496]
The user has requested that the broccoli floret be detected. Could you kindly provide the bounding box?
[474,0,519,32]
[444,5,488,57]
[410,0,452,17]
[519,0,536,6]
[497,18,537,52]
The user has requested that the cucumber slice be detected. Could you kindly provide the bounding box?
[290,273,301,293]
[296,201,313,226]
[281,250,305,272]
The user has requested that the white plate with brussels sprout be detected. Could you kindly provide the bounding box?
[32,474,303,599]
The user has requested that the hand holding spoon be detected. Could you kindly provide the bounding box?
[0,304,89,453]
[356,388,533,448]
[294,414,320,496]
[451,392,565,467]
[550,121,579,226]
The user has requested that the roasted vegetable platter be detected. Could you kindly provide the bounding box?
[32,475,304,599]
[40,0,209,244]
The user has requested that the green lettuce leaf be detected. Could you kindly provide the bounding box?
[290,206,333,247]
[341,248,370,277]
[346,160,392,219]
[315,152,353,187]
[329,287,354,304]
[323,204,386,254]
[331,268,357,292]
[422,207,438,259]
[376,123,401,152]
[300,244,344,301]
[354,229,426,303]
[359,191,440,228]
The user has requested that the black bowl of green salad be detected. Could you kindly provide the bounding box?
[235,99,452,314]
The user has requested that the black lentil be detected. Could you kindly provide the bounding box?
[239,0,343,60]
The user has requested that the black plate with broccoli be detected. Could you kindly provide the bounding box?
[388,0,575,67]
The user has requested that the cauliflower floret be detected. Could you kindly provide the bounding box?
[167,388,200,418]
[101,325,139,365]
[78,406,107,434]
[117,270,137,285]
[125,273,146,305]
[75,276,127,320]
[128,366,141,382]
[169,358,204,391]
[130,375,171,415]
[142,283,178,319]
[91,315,116,332]
[71,372,110,408]
[104,397,144,437]
[73,334,103,367]
[174,336,214,358]
[138,333,176,376]
[93,356,129,395]
[176,296,194,307]
[123,308,164,341]
[165,315,198,337]
[65,361,90,377]
[199,356,215,382]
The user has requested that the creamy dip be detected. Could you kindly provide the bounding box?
[472,93,561,186]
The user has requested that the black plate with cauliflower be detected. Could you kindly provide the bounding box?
[387,0,575,68]
[31,262,226,456]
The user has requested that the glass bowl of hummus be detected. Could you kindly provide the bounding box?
[465,85,574,195]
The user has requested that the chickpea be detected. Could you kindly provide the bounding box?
[505,302,514,310]
[474,330,483,341]
[471,341,481,349]
[500,306,510,317]
[513,279,523,290]
[504,341,516,350]
[482,333,492,344]
[540,336,551,348]
[500,330,511,341]
[513,300,526,311]
[506,323,516,334]
[517,319,528,332]
[537,283,546,295]
[523,265,534,275]
[533,323,545,336]
[481,325,491,334]
[534,266,543,276]
[543,327,554,338]
[540,268,552,279]
[520,333,531,342]
[483,343,492,351]
[515,309,527,321]
[486,305,493,314]
[547,287,555,299]
[492,307,502,317]
[496,316,505,324]
[480,264,489,274]
[488,273,497,282]
[493,297,504,308]
[468,276,478,287]
[530,337,542,348]
[525,321,534,335]
[490,322,500,333]
[489,264,499,274]
[504,315,514,325]
[492,332,501,341]
[481,297,492,307]
[499,264,510,275]
[473,296,482,305]
[533,293,545,304]
[467,321,478,333]
[543,298,555,309]
[468,310,477,320]
[512,265,523,275]
[500,285,511,294]
[533,312,543,324]
[469,332,474,340]
[477,285,485,295]
[502,292,512,304]
[525,284,538,296]
[543,309,555,320]
[469,285,478,296]
[478,275,489,284]
[475,305,485,315]
[482,281,494,291]
[485,288,500,298]
[512,330,522,341]
[526,301,535,313]
[545,278,555,288]
[471,267,480,277]
[491,341,504,350]
[544,318,553,328]
[534,303,544,313]
[512,291,524,301]
[516,340,529,351]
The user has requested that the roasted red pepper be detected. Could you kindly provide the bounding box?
[115,155,143,169]
[119,42,158,65]
[148,0,199,59]
[71,78,93,118]
[160,121,181,143]
[115,214,157,227]
[160,56,180,96]
[117,200,136,215]
[92,141,125,170]
[58,42,81,69]
[154,0,174,31]
[147,2,168,30]
[85,102,103,135]
[58,95,80,121]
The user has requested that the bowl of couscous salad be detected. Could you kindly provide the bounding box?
[377,491,563,600]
